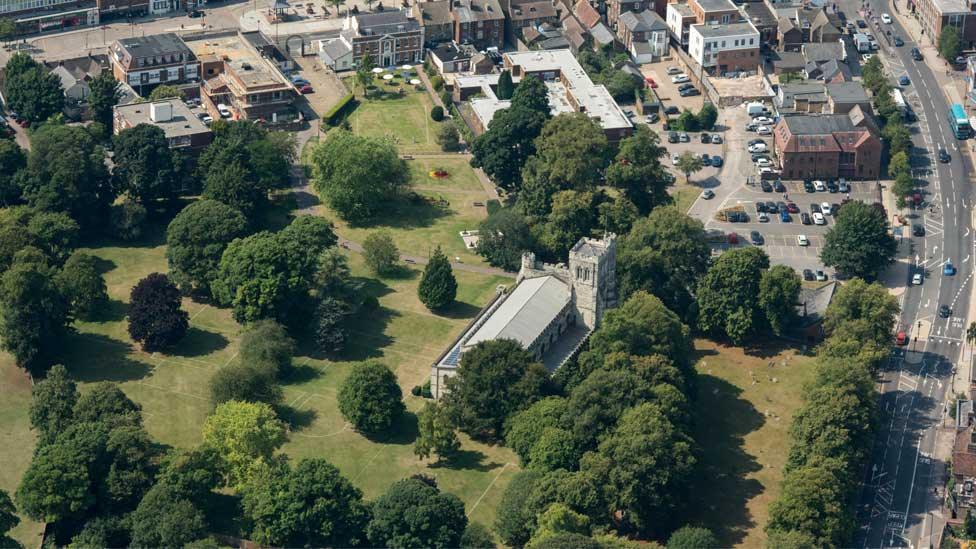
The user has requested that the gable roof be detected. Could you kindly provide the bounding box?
[416,0,453,25]
[619,9,667,32]
[802,41,845,63]
[574,0,601,27]
[464,275,571,350]
[590,22,616,45]
[794,282,836,328]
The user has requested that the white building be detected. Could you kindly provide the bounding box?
[688,20,760,73]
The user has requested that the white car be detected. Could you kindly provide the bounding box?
[671,153,680,165]
[701,189,715,199]
[812,212,826,225]
[666,66,682,75]
[757,126,772,135]
[670,74,691,84]
[815,270,828,282]
[755,157,773,167]
[753,116,774,125]
[759,166,777,175]
[797,235,809,246]
[814,180,826,191]
[758,212,769,222]
[821,202,832,214]
[748,143,768,153]
[881,13,892,23]
[861,53,874,63]
[912,273,923,285]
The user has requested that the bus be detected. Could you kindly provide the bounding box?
[949,103,972,139]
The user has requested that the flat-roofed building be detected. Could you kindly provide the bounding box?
[666,1,696,45]
[914,0,976,49]
[688,20,760,73]
[113,99,213,150]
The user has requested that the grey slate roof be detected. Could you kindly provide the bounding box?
[794,282,836,328]
[464,276,571,349]
[619,9,667,32]
[321,38,352,61]
[452,0,504,23]
[695,0,737,12]
[782,113,857,134]
[825,81,868,103]
[116,33,194,59]
[355,10,421,35]
[802,42,844,63]
[590,22,616,45]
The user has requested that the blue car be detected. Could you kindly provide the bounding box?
[780,210,791,222]
[712,155,723,167]
[899,75,910,86]
[944,262,956,275]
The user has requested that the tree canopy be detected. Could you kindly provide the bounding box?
[476,208,534,271]
[337,361,405,434]
[414,401,461,463]
[112,123,181,206]
[202,400,286,489]
[166,199,248,296]
[696,247,771,344]
[0,260,69,374]
[605,126,672,214]
[87,71,121,130]
[4,54,64,124]
[821,201,896,280]
[418,246,457,310]
[127,273,188,352]
[367,477,468,549]
[759,264,802,336]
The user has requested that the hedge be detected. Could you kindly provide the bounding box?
[324,93,358,126]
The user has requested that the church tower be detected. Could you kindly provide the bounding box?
[568,234,617,329]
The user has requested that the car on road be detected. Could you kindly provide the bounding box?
[821,201,832,214]
[701,189,715,199]
[668,131,679,143]
[893,36,904,46]
[911,47,923,60]
[750,231,764,244]
[898,75,910,86]
[756,126,772,135]
[881,13,892,23]
[666,66,682,75]
[803,180,815,192]
[857,19,867,28]
[711,134,723,144]
[801,212,812,224]
[939,304,952,318]
[780,210,791,222]
[803,269,815,281]
[813,180,826,191]
[813,212,826,225]
[939,148,951,163]
[913,224,925,236]
[761,180,773,192]
[815,270,827,281]
[711,155,723,167]
[671,74,690,83]
[797,235,809,246]
[912,272,923,285]
[773,180,786,193]
[758,212,769,222]
[664,106,680,115]
[679,132,689,142]
[748,143,767,153]
[944,262,956,275]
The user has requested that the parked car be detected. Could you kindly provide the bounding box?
[299,84,314,94]
[753,116,773,125]
[857,19,867,28]
[801,212,812,224]
[756,202,767,213]
[913,272,923,285]
[945,262,956,275]
[678,82,695,91]
[755,157,773,168]
[939,148,951,163]
[814,180,826,191]
[645,113,660,123]
[899,75,910,86]
[810,203,821,214]
[701,189,715,199]
[861,53,874,63]
[701,154,711,166]
[760,180,773,192]
[803,180,815,192]
[758,212,769,222]
[666,66,682,75]
[821,201,832,214]
[780,210,791,222]
[830,203,840,215]
[668,131,679,143]
[679,88,700,97]
[188,9,204,17]
[711,134,723,144]
[812,212,826,225]
[664,106,680,115]
[750,231,764,244]
[826,181,838,193]
[671,153,680,164]
[758,166,777,175]
[838,180,850,193]
[757,126,772,135]
[748,143,767,153]
[748,138,765,146]
[893,36,904,46]
[815,270,828,281]
[711,155,723,167]
[670,74,690,84]
[802,269,815,281]
[765,201,778,213]
[786,202,799,213]
[645,76,658,88]
[797,234,809,246]
[700,133,711,143]
[679,132,689,142]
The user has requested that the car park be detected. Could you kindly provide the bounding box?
[786,202,799,213]
[810,203,821,214]
[881,13,892,23]
[803,269,815,281]
[780,210,791,222]
[765,201,778,213]
[801,212,812,224]
[797,235,809,246]
[939,304,952,318]
[815,270,827,281]
[750,231,764,244]
[939,149,950,163]
[913,273,923,285]
[821,201,831,214]
[773,180,786,193]
[813,180,826,191]
[701,189,715,199]
[913,224,925,236]
[670,74,690,83]
[755,202,766,213]
[711,156,723,167]
[898,75,910,86]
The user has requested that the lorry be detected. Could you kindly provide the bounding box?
[854,33,871,53]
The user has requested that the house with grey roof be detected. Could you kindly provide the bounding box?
[793,282,836,342]
[618,9,668,63]
[801,41,845,64]
[431,234,618,398]
[825,81,871,114]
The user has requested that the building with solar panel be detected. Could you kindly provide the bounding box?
[430,234,618,398]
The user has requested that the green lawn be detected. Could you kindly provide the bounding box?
[346,81,444,154]
[671,182,699,214]
[685,339,814,548]
[0,222,517,546]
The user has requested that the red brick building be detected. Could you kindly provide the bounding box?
[773,113,882,181]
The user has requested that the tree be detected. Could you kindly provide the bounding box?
[598,196,639,235]
[460,523,496,549]
[431,105,445,121]
[0,261,69,374]
[494,470,542,546]
[437,122,461,152]
[338,361,405,433]
[0,138,27,206]
[73,381,141,426]
[504,397,567,465]
[677,109,699,132]
[561,368,661,452]
[363,231,400,275]
[674,151,704,183]
[892,172,914,207]
[202,161,264,220]
[883,121,912,157]
[310,129,409,223]
[147,84,185,101]
[531,113,609,191]
[605,70,639,101]
[765,463,853,547]
[166,199,248,296]
[210,361,282,406]
[605,126,672,214]
[110,198,148,241]
[759,264,801,336]
[533,190,598,260]
[696,247,770,344]
[443,339,549,440]
[202,400,286,489]
[367,477,468,549]
[617,207,710,316]
[314,297,349,354]
[70,515,130,548]
[157,446,222,503]
[239,319,295,375]
[15,432,95,522]
[242,458,370,547]
[581,403,695,535]
[587,290,694,372]
[966,509,976,538]
[22,124,114,230]
[55,253,109,320]
[27,211,79,266]
[823,278,899,344]
[0,18,15,44]
[356,54,376,93]
[87,71,121,130]
[888,151,910,179]
[129,483,208,548]
[113,123,179,205]
[496,70,514,100]
[667,526,719,549]
[0,490,17,547]
[418,246,457,310]
[29,364,78,446]
[696,103,718,130]
[5,66,63,124]
[103,423,162,513]
[821,201,896,280]
[476,208,534,271]
[527,427,579,472]
[414,401,461,463]
[528,503,590,547]
[127,273,188,352]
[939,25,962,61]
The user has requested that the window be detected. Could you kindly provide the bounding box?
[749,38,754,44]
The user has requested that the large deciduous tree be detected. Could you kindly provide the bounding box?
[823,278,900,345]
[532,190,598,260]
[310,128,409,223]
[127,272,188,352]
[939,25,962,61]
[28,364,78,446]
[696,247,771,344]
[367,477,468,549]
[586,290,693,372]
[0,261,69,374]
[112,123,180,206]
[129,483,208,548]
[821,201,896,280]
[87,71,121,130]
[362,230,400,275]
[418,246,457,310]
[414,401,460,463]
[765,462,853,548]
[443,339,549,440]
[55,252,109,320]
[338,361,405,434]
[605,126,672,214]
[202,400,286,489]
[759,264,802,336]
[504,397,567,465]
[5,63,64,124]
[475,208,534,271]
[0,138,27,206]
[166,199,248,296]
[530,113,609,192]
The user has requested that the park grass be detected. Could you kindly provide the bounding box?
[671,183,699,214]
[685,339,815,548]
[346,81,444,154]
[0,225,516,544]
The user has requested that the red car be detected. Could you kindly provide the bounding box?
[299,84,314,94]
[644,76,658,88]
[786,202,799,213]
[895,331,908,345]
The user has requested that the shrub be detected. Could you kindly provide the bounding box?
[430,105,445,122]
[431,75,444,91]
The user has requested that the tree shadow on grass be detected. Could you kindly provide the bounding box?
[168,327,229,358]
[429,449,502,472]
[91,256,117,275]
[94,298,127,322]
[434,300,482,320]
[686,374,766,547]
[280,362,323,385]
[363,410,420,445]
[741,338,800,359]
[62,332,152,382]
[202,492,246,539]
[277,403,318,431]
[349,193,450,231]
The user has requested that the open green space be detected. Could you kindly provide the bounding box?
[345,79,444,154]
[0,215,516,545]
[671,183,699,214]
[685,339,814,548]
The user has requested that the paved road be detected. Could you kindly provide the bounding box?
[846,0,976,546]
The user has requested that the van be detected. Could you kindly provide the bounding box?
[746,102,767,117]
[217,104,231,118]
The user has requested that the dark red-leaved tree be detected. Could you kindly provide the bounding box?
[127,273,188,352]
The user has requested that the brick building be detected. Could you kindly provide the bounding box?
[607,0,653,28]
[773,112,882,180]
[913,0,976,50]
[109,33,199,96]
[340,9,425,67]
[450,0,505,49]
[688,21,760,73]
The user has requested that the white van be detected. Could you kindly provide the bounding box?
[746,102,768,117]
[217,103,231,118]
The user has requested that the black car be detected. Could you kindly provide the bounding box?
[803,180,815,192]
[913,224,925,236]
[751,153,769,162]
[911,47,923,60]
[773,180,786,193]
[760,180,773,192]
[826,181,839,193]
[801,212,812,225]
[668,131,679,143]
[750,231,764,245]
[679,88,701,97]
[939,148,951,163]
[700,133,711,143]
[830,203,840,215]
[188,8,203,17]
[756,202,767,213]
[802,269,815,281]
[857,19,867,28]
[893,36,904,46]
[664,106,680,115]
[678,83,695,91]
[939,304,952,318]
[701,154,711,166]
[810,203,821,213]
[765,201,778,213]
